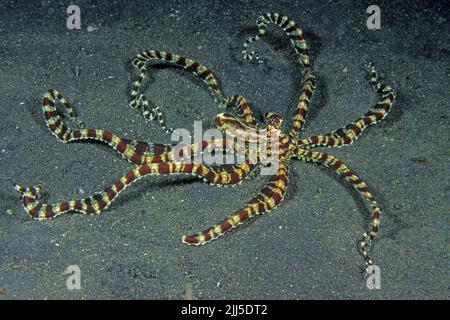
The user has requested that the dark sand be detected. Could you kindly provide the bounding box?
[0,0,448,299]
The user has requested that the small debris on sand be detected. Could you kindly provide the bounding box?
[87,25,98,32]
[342,66,349,76]
[184,281,193,300]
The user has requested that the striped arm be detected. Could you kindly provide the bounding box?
[155,138,241,163]
[130,50,227,133]
[150,139,258,186]
[226,94,258,126]
[131,50,226,105]
[43,89,85,128]
[13,161,258,220]
[43,90,172,165]
[242,12,310,68]
[200,162,257,186]
[43,90,248,168]
[181,162,288,245]
[296,148,381,272]
[148,137,258,186]
[288,71,316,138]
[298,64,396,148]
[14,163,192,219]
[129,93,173,134]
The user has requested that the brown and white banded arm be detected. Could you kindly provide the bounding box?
[295,148,381,271]
[182,162,288,245]
[298,64,396,148]
[14,159,258,221]
[288,71,316,138]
